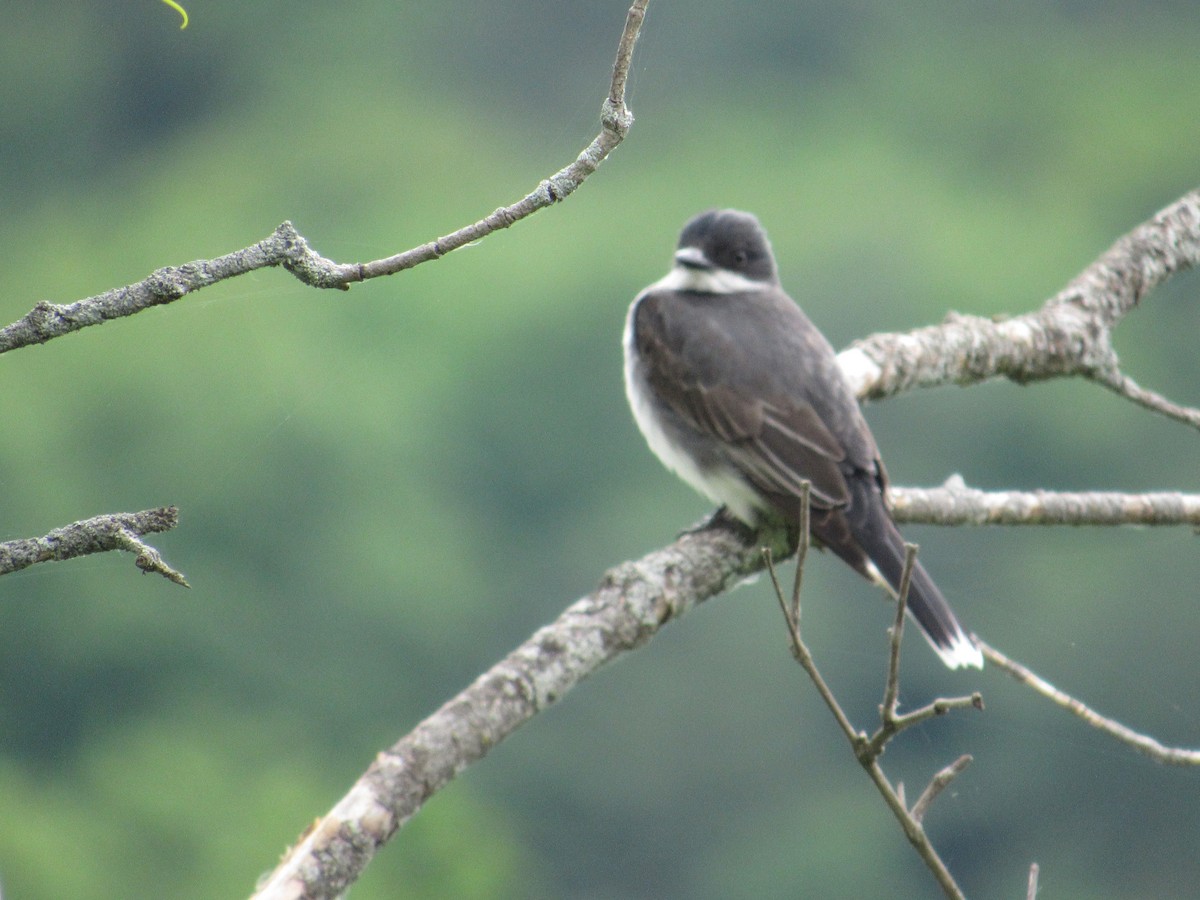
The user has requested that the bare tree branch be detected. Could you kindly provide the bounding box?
[246,183,1200,895]
[0,1,647,356]
[6,0,1196,890]
[837,189,1200,427]
[1092,367,1200,430]
[763,539,981,900]
[977,638,1200,766]
[889,478,1200,527]
[1,0,649,595]
[880,542,917,724]
[251,516,779,900]
[0,508,186,586]
[910,754,973,826]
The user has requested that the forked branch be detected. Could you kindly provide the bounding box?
[0,3,648,355]
[1,0,650,596]
[0,508,186,586]
[762,497,981,900]
[838,189,1200,434]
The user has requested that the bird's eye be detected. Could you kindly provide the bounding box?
[733,250,749,267]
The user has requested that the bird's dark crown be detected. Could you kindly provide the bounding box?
[676,209,778,284]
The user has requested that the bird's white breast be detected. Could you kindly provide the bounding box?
[622,290,765,524]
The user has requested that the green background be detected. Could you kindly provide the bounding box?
[3,2,1200,897]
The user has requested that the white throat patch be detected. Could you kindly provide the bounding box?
[647,264,768,296]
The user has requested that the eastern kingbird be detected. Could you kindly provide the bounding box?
[623,209,983,670]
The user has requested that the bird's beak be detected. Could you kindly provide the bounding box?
[674,246,712,271]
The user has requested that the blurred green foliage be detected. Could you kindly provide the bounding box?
[2,1,1200,897]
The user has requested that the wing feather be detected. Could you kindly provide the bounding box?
[634,294,852,510]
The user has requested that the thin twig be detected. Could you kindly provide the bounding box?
[0,1,648,355]
[113,526,190,587]
[249,7,654,895]
[1027,862,1040,900]
[910,754,973,825]
[881,543,918,721]
[889,479,1200,527]
[889,693,985,733]
[865,544,979,763]
[764,538,973,900]
[978,638,1200,766]
[858,760,965,900]
[763,549,862,744]
[1092,367,1200,431]
[762,550,792,628]
[607,0,646,105]
[790,480,811,625]
[0,508,186,586]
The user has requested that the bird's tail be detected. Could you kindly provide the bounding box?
[836,480,983,670]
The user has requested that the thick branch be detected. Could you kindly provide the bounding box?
[251,516,780,899]
[0,508,186,586]
[0,0,647,356]
[889,479,1200,527]
[837,189,1200,403]
[243,171,1200,888]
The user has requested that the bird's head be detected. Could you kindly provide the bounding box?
[670,208,779,292]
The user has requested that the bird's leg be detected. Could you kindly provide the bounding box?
[679,505,748,537]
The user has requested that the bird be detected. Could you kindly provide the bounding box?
[623,209,983,670]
